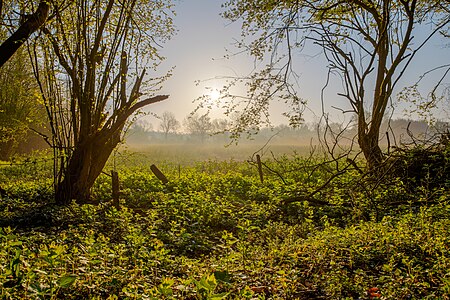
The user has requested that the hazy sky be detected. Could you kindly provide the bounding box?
[155,0,242,124]
[146,0,449,128]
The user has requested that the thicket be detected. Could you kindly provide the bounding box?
[0,143,449,299]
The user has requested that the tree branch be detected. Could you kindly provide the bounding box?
[103,95,169,136]
[0,0,49,68]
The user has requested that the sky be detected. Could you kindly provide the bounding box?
[145,0,450,129]
[154,0,243,125]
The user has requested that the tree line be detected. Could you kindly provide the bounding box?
[127,113,448,146]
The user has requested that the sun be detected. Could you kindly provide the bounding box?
[209,89,221,102]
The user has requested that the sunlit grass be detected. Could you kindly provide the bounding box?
[122,142,313,165]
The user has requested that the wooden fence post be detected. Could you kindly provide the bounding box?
[111,170,120,209]
[256,154,264,183]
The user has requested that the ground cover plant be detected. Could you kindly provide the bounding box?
[0,144,449,299]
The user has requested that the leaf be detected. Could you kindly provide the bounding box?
[9,241,23,247]
[3,279,19,288]
[57,275,76,288]
[209,292,230,300]
[214,270,231,284]
[196,273,217,292]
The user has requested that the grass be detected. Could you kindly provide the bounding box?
[0,147,449,299]
[120,142,314,165]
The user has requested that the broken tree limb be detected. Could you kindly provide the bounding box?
[151,164,169,184]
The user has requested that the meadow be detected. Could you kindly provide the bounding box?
[0,143,449,299]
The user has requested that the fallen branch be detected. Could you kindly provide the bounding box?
[283,170,348,206]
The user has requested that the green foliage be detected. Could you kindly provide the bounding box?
[0,151,449,298]
[0,48,46,160]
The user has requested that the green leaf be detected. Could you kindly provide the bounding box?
[57,275,76,288]
[9,241,22,247]
[196,273,217,292]
[214,270,231,284]
[209,292,230,300]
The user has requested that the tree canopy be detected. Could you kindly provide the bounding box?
[220,0,450,167]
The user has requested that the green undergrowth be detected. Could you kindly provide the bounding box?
[0,153,449,299]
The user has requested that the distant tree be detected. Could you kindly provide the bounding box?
[210,118,231,141]
[0,47,45,160]
[133,119,154,133]
[159,111,180,140]
[33,0,174,204]
[221,0,450,168]
[212,118,229,132]
[126,119,154,144]
[0,0,50,68]
[183,113,213,142]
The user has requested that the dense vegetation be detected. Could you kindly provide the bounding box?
[1,1,448,298]
[1,143,449,299]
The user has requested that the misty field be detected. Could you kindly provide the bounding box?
[1,145,450,299]
[122,143,314,164]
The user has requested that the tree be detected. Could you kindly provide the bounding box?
[183,113,213,142]
[33,0,174,204]
[0,47,45,160]
[159,111,180,140]
[132,119,154,133]
[221,0,450,168]
[0,0,50,68]
[212,118,229,133]
[126,119,154,144]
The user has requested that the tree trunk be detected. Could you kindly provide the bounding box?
[0,140,14,161]
[358,130,384,170]
[0,1,49,68]
[55,130,121,204]
[53,93,168,205]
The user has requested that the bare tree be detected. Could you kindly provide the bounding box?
[33,0,174,204]
[220,0,450,168]
[183,113,213,143]
[159,111,180,140]
[133,119,154,133]
[212,118,229,133]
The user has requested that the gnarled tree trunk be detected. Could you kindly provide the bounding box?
[358,129,384,170]
[54,94,168,205]
[55,130,121,204]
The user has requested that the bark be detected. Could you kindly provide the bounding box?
[356,2,390,170]
[358,130,384,169]
[55,95,168,205]
[0,140,16,160]
[0,1,49,68]
[55,129,121,204]
[357,98,384,169]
